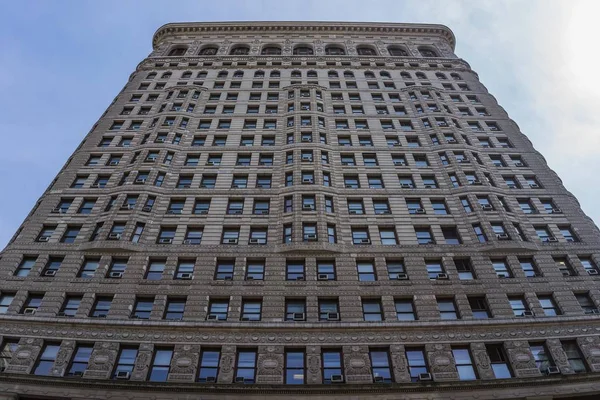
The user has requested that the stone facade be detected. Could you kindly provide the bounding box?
[0,21,599,399]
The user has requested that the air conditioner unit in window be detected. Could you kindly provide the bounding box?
[359,238,371,244]
[295,276,305,281]
[551,208,563,214]
[400,184,412,189]
[514,162,524,167]
[418,373,433,381]
[109,272,123,279]
[327,312,340,321]
[396,273,409,280]
[585,309,600,314]
[178,273,193,280]
[302,178,313,184]
[414,208,426,214]
[206,161,216,166]
[90,183,100,188]
[394,161,406,166]
[115,371,130,380]
[446,139,457,143]
[158,238,173,244]
[207,314,219,321]
[249,238,261,245]
[436,273,449,280]
[120,204,135,210]
[301,138,311,143]
[302,205,315,211]
[155,138,165,143]
[545,366,560,375]
[529,183,540,188]
[561,271,572,277]
[289,313,305,321]
[317,274,330,281]
[330,374,344,383]
[183,239,200,245]
[458,159,470,163]
[141,206,152,212]
[44,270,57,277]
[167,209,182,214]
[520,311,535,317]
[587,270,599,276]
[373,376,385,383]
[107,233,121,240]
[134,178,146,184]
[481,204,493,211]
[51,208,64,214]
[254,210,268,215]
[226,238,238,244]
[470,180,483,186]
[545,237,558,243]
[205,376,216,383]
[392,143,402,147]
[23,308,36,315]
[109,161,119,166]
[37,236,50,242]
[497,234,510,240]
[305,234,317,241]
[229,210,243,215]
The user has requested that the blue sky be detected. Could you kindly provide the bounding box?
[1,0,598,248]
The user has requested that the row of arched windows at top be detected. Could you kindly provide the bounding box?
[168,44,440,58]
[145,69,462,81]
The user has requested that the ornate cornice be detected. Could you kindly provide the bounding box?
[152,21,456,50]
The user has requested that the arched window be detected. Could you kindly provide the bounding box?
[400,71,411,79]
[328,71,339,78]
[325,45,345,55]
[230,46,250,55]
[161,72,172,79]
[451,73,462,80]
[388,46,408,57]
[146,72,157,79]
[343,71,354,78]
[418,47,439,57]
[379,71,391,79]
[233,70,244,78]
[199,46,218,55]
[270,70,280,78]
[254,70,265,78]
[217,71,228,78]
[168,47,187,56]
[364,71,375,79]
[357,46,377,56]
[293,45,314,55]
[416,72,427,80]
[181,71,192,79]
[291,70,302,78]
[307,70,317,78]
[436,72,447,80]
[197,71,208,79]
[261,46,282,55]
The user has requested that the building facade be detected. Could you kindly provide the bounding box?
[0,21,599,399]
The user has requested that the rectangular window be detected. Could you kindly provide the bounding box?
[519,257,539,278]
[426,260,444,279]
[67,344,93,376]
[561,341,587,373]
[286,299,306,321]
[370,349,393,383]
[197,348,221,383]
[15,256,37,277]
[395,299,416,321]
[362,299,384,321]
[90,296,112,318]
[0,293,15,314]
[486,344,512,379]
[317,259,336,281]
[148,348,173,382]
[322,349,343,384]
[241,299,262,321]
[455,258,475,280]
[79,258,99,278]
[508,296,529,316]
[60,295,82,317]
[492,258,512,278]
[33,343,61,376]
[234,350,257,383]
[215,259,234,280]
[406,348,429,382]
[357,260,376,281]
[285,349,305,385]
[112,347,138,379]
[145,259,165,280]
[132,297,154,319]
[529,342,555,373]
[538,295,560,316]
[207,299,229,321]
[438,297,459,319]
[286,260,305,280]
[164,298,186,320]
[452,347,477,380]
[468,296,491,319]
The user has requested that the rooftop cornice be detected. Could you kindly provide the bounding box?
[152,21,456,50]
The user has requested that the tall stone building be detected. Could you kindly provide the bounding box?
[0,21,599,399]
